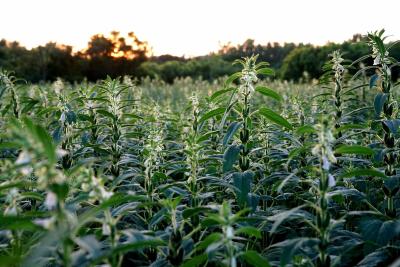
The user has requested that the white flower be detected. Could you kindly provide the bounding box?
[102,223,111,235]
[6,188,19,200]
[53,78,64,94]
[226,226,234,239]
[60,112,66,123]
[373,54,381,66]
[15,151,33,176]
[45,191,57,210]
[4,206,17,216]
[86,101,94,109]
[56,149,68,159]
[190,93,199,113]
[34,217,56,229]
[15,151,31,165]
[328,174,336,187]
[322,156,330,170]
[99,187,113,200]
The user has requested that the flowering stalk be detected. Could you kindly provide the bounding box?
[4,188,22,258]
[143,107,164,199]
[77,85,99,148]
[368,30,398,217]
[184,93,201,205]
[330,50,346,138]
[99,78,126,177]
[0,71,20,118]
[123,75,142,113]
[312,120,336,267]
[161,198,184,266]
[55,85,76,170]
[235,55,259,171]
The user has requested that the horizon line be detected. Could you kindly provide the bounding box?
[0,33,367,58]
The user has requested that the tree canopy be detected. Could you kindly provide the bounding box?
[0,32,399,83]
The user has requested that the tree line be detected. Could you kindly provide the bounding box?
[1,32,399,83]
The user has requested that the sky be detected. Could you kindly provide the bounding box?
[1,0,399,57]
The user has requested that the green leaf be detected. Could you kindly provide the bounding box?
[76,194,146,231]
[225,72,241,86]
[382,119,400,134]
[233,171,254,207]
[35,124,56,164]
[123,113,143,120]
[197,130,219,143]
[182,254,208,267]
[196,233,222,251]
[370,74,379,88]
[223,122,242,146]
[199,107,225,123]
[0,141,20,149]
[210,87,235,102]
[258,107,292,130]
[335,145,374,156]
[374,93,387,115]
[96,109,115,120]
[359,218,400,245]
[295,125,315,135]
[272,238,319,267]
[241,250,271,267]
[235,226,261,239]
[255,86,282,101]
[0,215,42,231]
[223,145,240,172]
[268,205,307,234]
[257,67,275,76]
[356,248,393,267]
[182,207,211,219]
[96,239,165,262]
[20,192,44,201]
[340,168,387,179]
[336,123,368,132]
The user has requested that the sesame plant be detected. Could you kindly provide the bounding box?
[1,30,400,267]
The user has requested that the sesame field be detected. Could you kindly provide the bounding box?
[0,30,400,267]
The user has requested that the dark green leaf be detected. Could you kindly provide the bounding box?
[199,107,225,123]
[335,145,374,156]
[257,68,275,76]
[223,145,240,172]
[374,93,387,115]
[223,122,242,146]
[241,250,270,267]
[258,107,292,130]
[255,86,282,101]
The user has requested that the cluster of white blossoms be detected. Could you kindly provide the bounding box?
[144,108,164,180]
[0,72,13,90]
[56,93,72,125]
[123,75,142,103]
[184,94,202,186]
[52,78,64,95]
[15,150,33,176]
[238,58,258,103]
[189,92,199,115]
[144,129,164,174]
[81,175,113,202]
[312,123,337,187]
[369,40,390,66]
[123,75,134,88]
[108,89,123,119]
[4,188,20,216]
[330,50,345,80]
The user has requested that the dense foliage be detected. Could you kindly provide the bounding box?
[0,30,400,267]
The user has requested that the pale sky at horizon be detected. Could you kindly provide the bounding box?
[1,0,399,57]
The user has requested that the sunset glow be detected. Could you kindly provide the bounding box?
[2,0,400,57]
